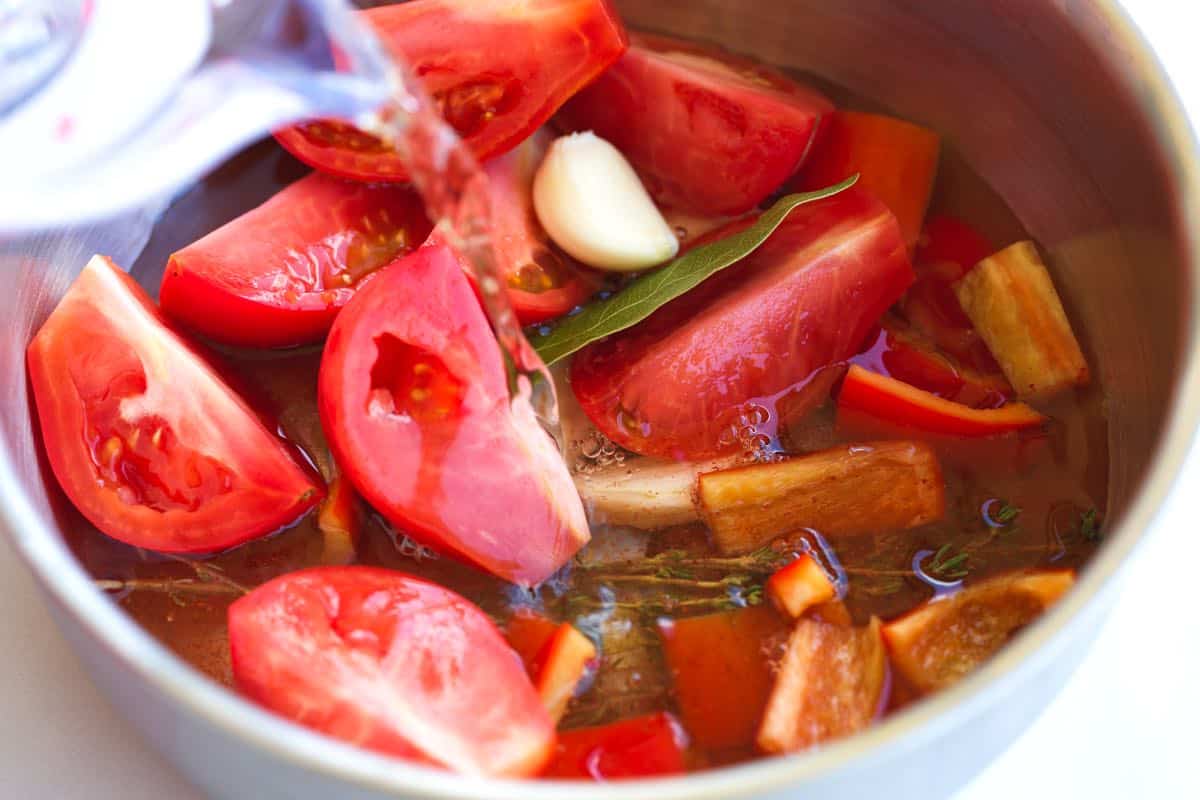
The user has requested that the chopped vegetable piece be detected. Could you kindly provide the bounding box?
[533,132,679,272]
[698,441,946,555]
[882,570,1075,693]
[901,215,1001,374]
[543,712,688,780]
[275,0,628,182]
[953,241,1090,402]
[531,623,597,723]
[838,365,1046,438]
[757,617,888,753]
[658,605,789,751]
[853,315,1013,409]
[557,32,832,215]
[317,476,360,565]
[766,554,838,619]
[229,567,555,776]
[790,111,940,248]
[319,243,589,586]
[572,455,739,530]
[506,609,561,673]
[571,185,914,460]
[160,173,431,349]
[27,255,323,553]
[481,128,598,324]
[918,215,995,275]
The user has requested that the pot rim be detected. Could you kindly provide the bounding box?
[3,1,1198,798]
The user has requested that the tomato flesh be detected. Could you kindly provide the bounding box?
[160,172,430,349]
[482,129,597,324]
[556,32,832,215]
[228,567,555,776]
[543,712,688,780]
[318,242,589,586]
[27,256,322,552]
[274,0,628,182]
[570,186,914,460]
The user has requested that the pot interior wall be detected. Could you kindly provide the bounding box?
[0,0,1190,665]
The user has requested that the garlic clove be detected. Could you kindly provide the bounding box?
[532,132,679,272]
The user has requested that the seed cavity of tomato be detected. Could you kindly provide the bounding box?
[433,77,523,139]
[295,121,392,154]
[368,335,465,423]
[509,247,572,293]
[88,415,236,512]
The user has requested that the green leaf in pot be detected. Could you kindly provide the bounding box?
[530,175,860,365]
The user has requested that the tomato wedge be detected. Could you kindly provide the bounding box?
[274,0,628,182]
[483,129,597,324]
[557,32,832,216]
[543,712,688,780]
[570,186,914,460]
[161,172,431,349]
[228,567,555,776]
[318,242,589,586]
[27,256,322,553]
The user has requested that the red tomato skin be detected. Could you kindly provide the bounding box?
[318,242,589,586]
[556,32,833,216]
[481,129,598,324]
[161,172,431,349]
[570,186,914,460]
[543,712,688,780]
[228,567,555,777]
[274,0,629,183]
[27,256,323,553]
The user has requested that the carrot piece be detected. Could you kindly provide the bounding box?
[531,623,597,723]
[316,476,360,565]
[506,609,561,673]
[838,364,1045,438]
[791,110,940,248]
[543,712,688,780]
[757,617,888,753]
[697,441,945,555]
[882,570,1075,693]
[766,554,837,619]
[953,241,1090,402]
[658,605,789,751]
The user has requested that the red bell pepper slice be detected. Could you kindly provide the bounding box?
[790,110,940,249]
[543,712,688,780]
[838,365,1044,437]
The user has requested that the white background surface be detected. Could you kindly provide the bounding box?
[1,1,1198,797]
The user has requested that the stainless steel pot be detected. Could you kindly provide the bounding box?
[2,1,1197,798]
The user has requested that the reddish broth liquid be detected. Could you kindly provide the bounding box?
[59,83,1107,770]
